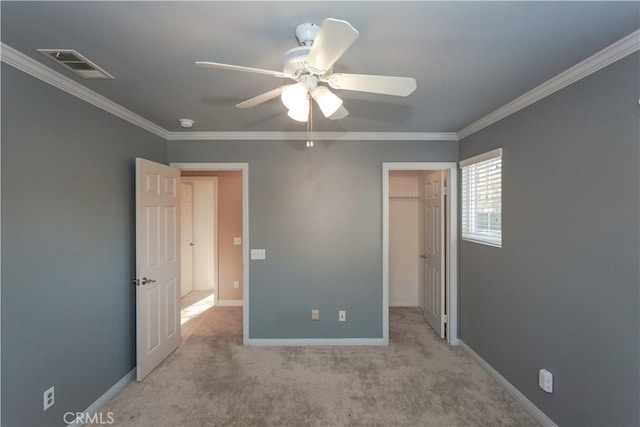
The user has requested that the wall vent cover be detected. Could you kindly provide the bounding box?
[37,49,114,79]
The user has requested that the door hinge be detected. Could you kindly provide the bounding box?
[443,314,448,323]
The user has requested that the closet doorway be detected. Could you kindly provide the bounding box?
[389,170,447,337]
[383,162,459,346]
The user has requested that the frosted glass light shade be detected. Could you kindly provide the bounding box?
[329,105,349,120]
[287,99,309,122]
[281,83,308,111]
[311,86,343,118]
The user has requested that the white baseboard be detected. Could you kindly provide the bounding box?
[216,299,243,307]
[247,338,385,346]
[459,340,557,427]
[67,368,135,426]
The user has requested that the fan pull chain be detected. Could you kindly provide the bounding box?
[306,99,314,148]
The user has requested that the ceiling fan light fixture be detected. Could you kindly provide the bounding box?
[281,83,308,111]
[311,86,343,118]
[329,105,349,120]
[196,18,415,123]
[287,100,310,122]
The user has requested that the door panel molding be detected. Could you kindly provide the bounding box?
[422,170,445,338]
[135,158,181,381]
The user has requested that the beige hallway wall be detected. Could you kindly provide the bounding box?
[182,170,243,301]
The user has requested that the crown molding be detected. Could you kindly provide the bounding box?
[457,29,640,140]
[165,131,458,141]
[4,26,637,144]
[0,42,455,143]
[0,42,170,139]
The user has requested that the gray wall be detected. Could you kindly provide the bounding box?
[1,64,167,426]
[6,40,634,427]
[168,140,457,338]
[458,53,639,426]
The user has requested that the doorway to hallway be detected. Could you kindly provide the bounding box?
[171,163,250,345]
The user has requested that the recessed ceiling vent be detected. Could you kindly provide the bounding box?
[37,49,114,79]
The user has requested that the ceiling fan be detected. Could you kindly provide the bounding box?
[196,18,417,122]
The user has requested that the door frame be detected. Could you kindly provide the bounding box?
[383,162,458,346]
[171,162,249,345]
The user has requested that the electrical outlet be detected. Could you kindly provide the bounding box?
[311,309,320,321]
[233,280,239,289]
[539,369,553,393]
[233,237,242,245]
[250,249,266,260]
[338,310,346,322]
[44,386,55,411]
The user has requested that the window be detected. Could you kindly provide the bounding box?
[461,148,502,247]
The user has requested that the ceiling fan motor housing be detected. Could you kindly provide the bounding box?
[295,23,319,46]
[282,46,312,76]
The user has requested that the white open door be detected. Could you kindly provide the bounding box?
[421,170,446,339]
[135,158,181,381]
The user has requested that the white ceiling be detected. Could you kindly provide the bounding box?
[1,1,638,135]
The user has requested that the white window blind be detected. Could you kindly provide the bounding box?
[461,148,502,247]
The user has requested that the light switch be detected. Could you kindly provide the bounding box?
[250,249,266,260]
[233,237,242,245]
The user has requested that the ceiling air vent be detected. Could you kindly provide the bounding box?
[37,49,114,79]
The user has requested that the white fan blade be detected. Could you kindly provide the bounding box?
[306,18,359,74]
[326,73,417,96]
[329,105,349,120]
[236,86,291,108]
[196,61,292,78]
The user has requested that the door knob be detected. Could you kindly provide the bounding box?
[189,242,195,246]
[133,277,156,286]
[420,254,428,259]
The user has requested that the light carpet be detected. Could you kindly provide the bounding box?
[93,306,538,426]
